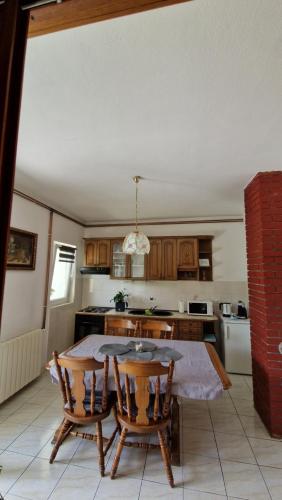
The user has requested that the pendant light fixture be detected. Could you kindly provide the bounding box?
[122,176,150,255]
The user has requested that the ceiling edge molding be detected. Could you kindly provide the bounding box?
[85,217,244,228]
[13,189,244,227]
[13,189,85,227]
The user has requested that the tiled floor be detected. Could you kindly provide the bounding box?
[0,372,282,499]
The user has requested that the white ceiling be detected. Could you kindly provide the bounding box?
[16,0,282,223]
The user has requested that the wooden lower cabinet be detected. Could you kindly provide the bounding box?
[178,320,203,341]
[104,316,204,341]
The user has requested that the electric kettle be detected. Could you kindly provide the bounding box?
[219,302,232,317]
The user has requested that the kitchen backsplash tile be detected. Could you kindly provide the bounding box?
[81,276,248,313]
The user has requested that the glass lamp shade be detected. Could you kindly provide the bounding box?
[122,231,150,255]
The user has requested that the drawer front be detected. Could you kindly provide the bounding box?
[178,320,203,341]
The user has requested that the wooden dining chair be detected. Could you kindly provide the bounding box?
[105,317,140,337]
[140,320,176,340]
[111,357,175,487]
[50,352,119,476]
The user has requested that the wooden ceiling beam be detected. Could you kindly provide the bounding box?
[28,0,193,37]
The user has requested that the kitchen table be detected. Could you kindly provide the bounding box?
[49,334,231,465]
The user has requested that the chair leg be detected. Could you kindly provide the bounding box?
[158,429,174,488]
[49,419,71,464]
[113,404,122,434]
[104,424,119,457]
[96,420,105,477]
[111,427,127,479]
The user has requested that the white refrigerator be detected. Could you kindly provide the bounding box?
[220,316,252,375]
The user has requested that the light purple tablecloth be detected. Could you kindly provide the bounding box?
[50,335,224,400]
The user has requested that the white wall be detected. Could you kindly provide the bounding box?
[83,220,248,312]
[0,195,84,364]
[46,214,83,358]
[0,196,49,341]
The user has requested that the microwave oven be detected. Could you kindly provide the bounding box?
[187,300,213,316]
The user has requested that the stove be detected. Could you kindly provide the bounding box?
[80,306,112,313]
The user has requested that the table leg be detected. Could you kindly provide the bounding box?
[170,395,180,466]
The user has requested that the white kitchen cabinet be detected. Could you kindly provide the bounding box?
[220,317,252,375]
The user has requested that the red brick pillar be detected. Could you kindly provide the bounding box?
[245,171,282,437]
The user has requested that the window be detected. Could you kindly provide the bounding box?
[50,243,76,306]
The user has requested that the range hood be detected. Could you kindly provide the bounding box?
[80,266,110,275]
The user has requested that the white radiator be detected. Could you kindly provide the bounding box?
[0,329,45,404]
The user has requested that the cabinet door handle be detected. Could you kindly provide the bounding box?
[225,326,230,340]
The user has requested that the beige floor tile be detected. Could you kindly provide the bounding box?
[27,393,57,407]
[0,422,28,449]
[182,428,218,458]
[9,457,67,500]
[244,376,253,390]
[37,435,81,463]
[228,386,253,401]
[140,479,183,499]
[215,432,256,464]
[184,491,227,499]
[95,476,142,500]
[260,465,282,500]
[0,450,33,495]
[4,494,28,499]
[181,399,209,411]
[211,413,244,436]
[143,449,182,486]
[221,460,271,499]
[249,437,282,468]
[228,374,249,387]
[208,399,236,415]
[232,398,256,417]
[239,415,280,441]
[70,438,108,470]
[7,426,53,456]
[108,445,147,479]
[31,412,63,431]
[8,403,44,425]
[182,453,225,496]
[182,407,213,431]
[48,464,100,499]
[0,399,25,418]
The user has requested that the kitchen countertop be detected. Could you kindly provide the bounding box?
[76,309,218,322]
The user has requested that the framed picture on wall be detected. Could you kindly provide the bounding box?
[7,228,37,270]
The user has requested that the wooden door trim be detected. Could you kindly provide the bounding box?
[0,0,29,325]
[28,0,193,38]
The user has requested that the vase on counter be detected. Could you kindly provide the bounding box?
[115,301,126,312]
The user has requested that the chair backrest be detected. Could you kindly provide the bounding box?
[53,351,109,418]
[141,320,175,340]
[105,317,140,337]
[113,357,174,426]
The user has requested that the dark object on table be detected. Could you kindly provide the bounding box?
[111,357,175,487]
[50,352,119,476]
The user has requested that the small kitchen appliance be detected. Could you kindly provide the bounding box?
[187,300,213,316]
[237,301,248,318]
[219,302,232,317]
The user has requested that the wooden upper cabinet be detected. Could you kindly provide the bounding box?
[85,239,110,266]
[85,241,97,266]
[146,239,162,280]
[162,238,177,280]
[177,238,198,269]
[97,240,111,266]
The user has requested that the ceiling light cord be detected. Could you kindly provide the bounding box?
[135,177,138,232]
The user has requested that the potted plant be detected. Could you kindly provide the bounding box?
[111,289,128,312]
